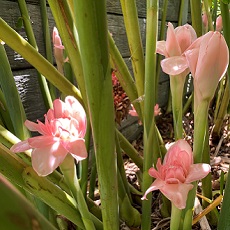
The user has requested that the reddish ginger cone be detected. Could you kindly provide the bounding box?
[112,71,131,124]
[10,96,87,176]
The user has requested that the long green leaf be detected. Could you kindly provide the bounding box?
[0,173,57,230]
[0,18,83,105]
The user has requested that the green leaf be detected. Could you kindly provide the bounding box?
[0,173,57,230]
[221,0,230,4]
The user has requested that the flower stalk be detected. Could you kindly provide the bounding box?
[73,1,119,229]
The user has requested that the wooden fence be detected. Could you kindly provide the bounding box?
[0,0,189,133]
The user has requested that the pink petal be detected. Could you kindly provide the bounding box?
[65,96,87,137]
[161,56,188,75]
[53,99,65,118]
[148,162,162,179]
[65,138,88,162]
[161,183,194,209]
[174,24,197,53]
[165,22,181,56]
[156,41,167,56]
[10,140,31,152]
[27,136,58,148]
[141,178,164,200]
[31,143,67,176]
[24,120,40,132]
[164,139,193,165]
[185,163,211,183]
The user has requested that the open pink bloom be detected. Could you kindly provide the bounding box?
[10,96,87,176]
[184,31,229,103]
[142,139,211,209]
[157,22,197,77]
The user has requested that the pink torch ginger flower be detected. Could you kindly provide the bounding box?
[10,96,87,176]
[157,22,197,77]
[142,139,211,209]
[184,31,229,104]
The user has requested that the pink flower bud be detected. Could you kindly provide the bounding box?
[184,31,229,103]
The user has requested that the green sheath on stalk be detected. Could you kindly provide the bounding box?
[73,1,119,229]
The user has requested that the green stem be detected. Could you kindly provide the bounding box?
[119,0,145,102]
[79,118,91,198]
[48,0,88,107]
[220,2,230,94]
[142,1,159,229]
[203,0,214,31]
[178,0,189,26]
[74,1,119,229]
[190,0,203,37]
[218,172,230,229]
[60,155,99,230]
[170,204,182,230]
[40,0,56,100]
[0,18,83,105]
[183,99,209,228]
[170,75,185,140]
[17,0,53,109]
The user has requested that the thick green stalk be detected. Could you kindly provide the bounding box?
[74,1,119,229]
[218,170,230,229]
[0,18,83,105]
[60,154,100,230]
[48,0,88,107]
[40,0,56,100]
[178,0,189,25]
[170,204,182,230]
[17,0,53,109]
[213,78,229,137]
[170,75,185,140]
[190,0,203,37]
[183,99,209,229]
[142,1,159,229]
[220,2,230,94]
[79,118,91,197]
[120,0,145,103]
[203,0,214,31]
[156,0,167,99]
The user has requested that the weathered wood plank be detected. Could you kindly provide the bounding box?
[13,68,47,122]
[1,0,171,122]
